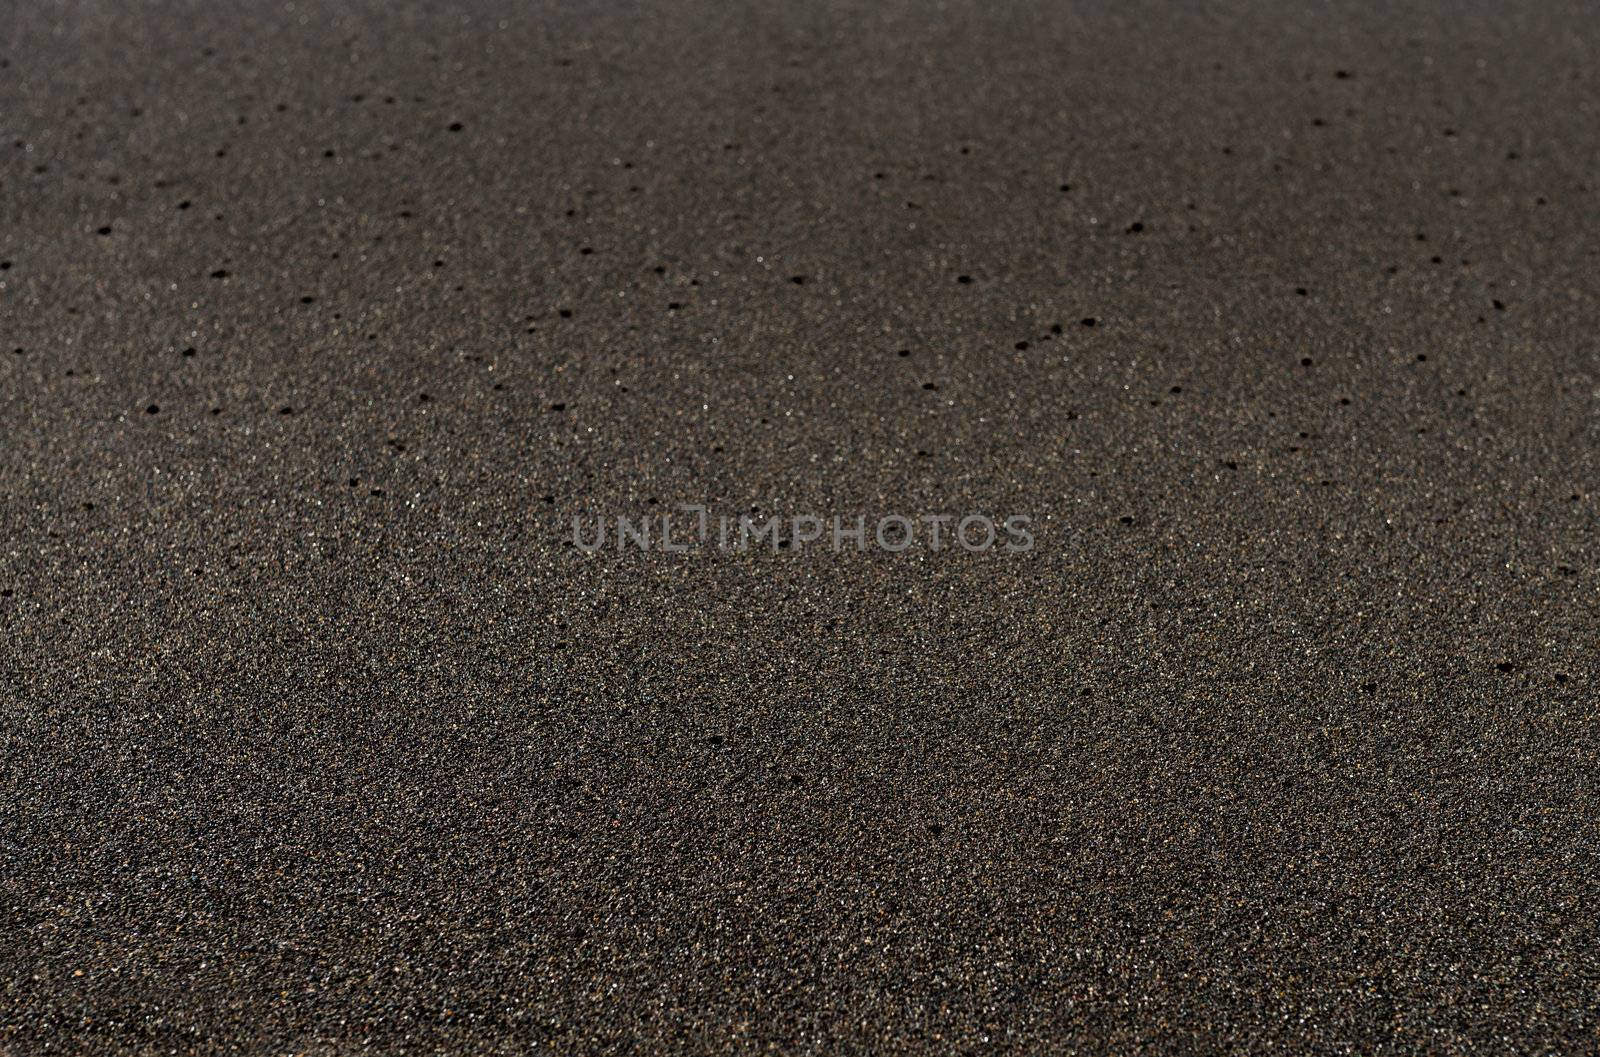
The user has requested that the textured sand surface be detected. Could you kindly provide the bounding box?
[2,1,1598,1053]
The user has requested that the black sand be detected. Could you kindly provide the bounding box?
[2,1,1597,1052]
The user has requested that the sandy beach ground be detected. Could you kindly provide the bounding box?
[2,1,1597,1052]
